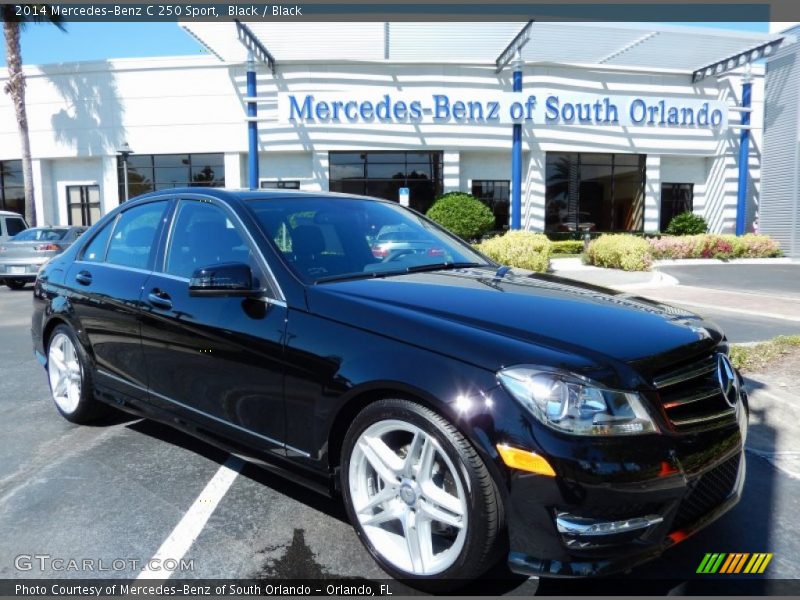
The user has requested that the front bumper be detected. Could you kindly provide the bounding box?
[494,386,748,578]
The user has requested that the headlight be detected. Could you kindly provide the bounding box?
[498,366,657,436]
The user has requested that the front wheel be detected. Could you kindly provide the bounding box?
[341,399,504,587]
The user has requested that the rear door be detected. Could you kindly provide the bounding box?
[139,198,288,452]
[65,199,170,402]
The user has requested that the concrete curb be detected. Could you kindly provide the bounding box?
[653,257,795,266]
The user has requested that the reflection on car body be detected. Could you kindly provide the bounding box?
[31,189,747,588]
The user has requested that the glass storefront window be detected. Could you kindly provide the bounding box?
[117,153,225,201]
[545,152,645,233]
[329,151,443,214]
[0,160,24,215]
[471,180,510,231]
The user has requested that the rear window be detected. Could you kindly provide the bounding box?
[11,228,68,241]
[5,218,26,237]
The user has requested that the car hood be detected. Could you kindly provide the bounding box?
[306,267,722,385]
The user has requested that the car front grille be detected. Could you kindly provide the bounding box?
[672,453,740,531]
[653,353,737,432]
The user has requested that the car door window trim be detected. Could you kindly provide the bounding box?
[149,193,286,304]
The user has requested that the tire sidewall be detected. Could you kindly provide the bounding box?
[341,399,489,583]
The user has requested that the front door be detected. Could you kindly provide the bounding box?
[139,198,288,452]
[66,185,101,226]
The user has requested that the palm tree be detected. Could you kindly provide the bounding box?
[2,5,64,226]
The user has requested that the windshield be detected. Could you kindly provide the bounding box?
[11,228,67,241]
[246,196,490,283]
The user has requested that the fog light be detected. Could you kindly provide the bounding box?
[556,513,663,540]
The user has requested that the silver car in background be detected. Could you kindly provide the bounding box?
[0,226,86,289]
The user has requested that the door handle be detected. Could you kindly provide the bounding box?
[75,270,92,285]
[147,290,173,310]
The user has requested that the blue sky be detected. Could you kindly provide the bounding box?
[0,21,770,67]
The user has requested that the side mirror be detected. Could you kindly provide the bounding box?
[189,262,258,297]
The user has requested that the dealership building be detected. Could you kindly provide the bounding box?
[0,21,796,247]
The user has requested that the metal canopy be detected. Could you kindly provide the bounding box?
[235,20,275,73]
[182,21,789,75]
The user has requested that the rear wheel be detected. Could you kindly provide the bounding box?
[341,399,504,588]
[5,279,27,290]
[47,325,107,423]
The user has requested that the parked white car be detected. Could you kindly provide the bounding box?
[0,211,28,243]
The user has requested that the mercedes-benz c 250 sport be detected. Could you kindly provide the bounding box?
[32,189,747,586]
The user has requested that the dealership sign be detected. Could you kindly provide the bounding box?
[279,91,727,129]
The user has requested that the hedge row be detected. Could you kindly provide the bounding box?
[476,231,552,272]
[584,233,782,271]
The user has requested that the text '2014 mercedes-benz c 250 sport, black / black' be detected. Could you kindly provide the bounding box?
[31,189,747,587]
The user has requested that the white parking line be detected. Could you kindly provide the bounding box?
[137,455,244,579]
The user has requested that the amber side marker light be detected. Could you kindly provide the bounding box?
[497,444,556,476]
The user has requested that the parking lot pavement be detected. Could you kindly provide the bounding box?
[657,264,800,299]
[552,262,800,343]
[1,285,799,594]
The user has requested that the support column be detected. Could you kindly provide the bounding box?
[510,54,523,230]
[31,159,46,225]
[736,69,752,236]
[443,151,460,193]
[644,155,661,233]
[101,155,120,215]
[224,152,245,188]
[247,53,259,190]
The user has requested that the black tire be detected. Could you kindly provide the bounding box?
[341,399,505,590]
[46,324,109,424]
[6,279,27,290]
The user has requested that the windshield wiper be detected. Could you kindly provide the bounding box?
[314,271,389,284]
[314,262,484,284]
[404,262,484,274]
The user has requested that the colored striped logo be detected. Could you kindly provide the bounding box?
[696,553,773,574]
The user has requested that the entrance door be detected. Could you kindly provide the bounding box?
[660,183,694,231]
[67,185,101,226]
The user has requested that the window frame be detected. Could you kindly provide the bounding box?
[544,152,646,234]
[660,182,695,232]
[156,195,284,303]
[77,198,169,268]
[471,179,511,231]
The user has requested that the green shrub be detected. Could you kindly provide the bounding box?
[426,192,495,240]
[584,234,652,271]
[550,240,585,255]
[476,231,552,273]
[665,212,708,235]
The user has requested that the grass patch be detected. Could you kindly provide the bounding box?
[729,335,800,372]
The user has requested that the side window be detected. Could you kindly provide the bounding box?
[82,219,115,262]
[106,201,167,269]
[6,218,26,237]
[165,201,250,279]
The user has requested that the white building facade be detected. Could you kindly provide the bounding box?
[0,22,777,237]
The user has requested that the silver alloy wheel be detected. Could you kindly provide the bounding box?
[349,419,469,576]
[48,332,82,415]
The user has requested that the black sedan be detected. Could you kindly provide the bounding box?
[31,189,747,587]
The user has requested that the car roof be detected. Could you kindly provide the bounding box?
[132,187,394,206]
[0,210,24,217]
